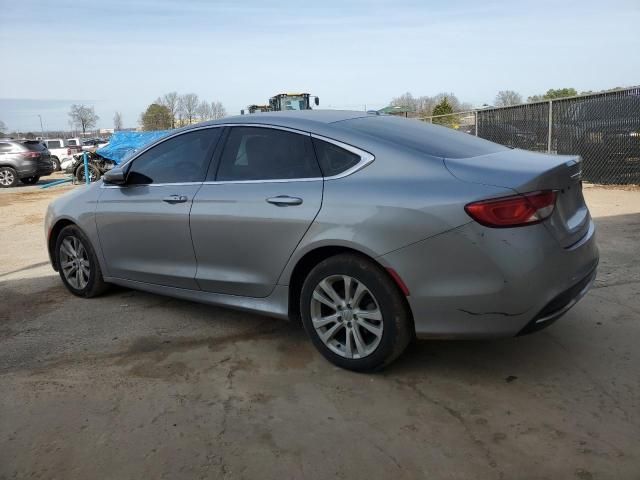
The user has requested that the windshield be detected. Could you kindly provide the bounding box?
[281,95,307,110]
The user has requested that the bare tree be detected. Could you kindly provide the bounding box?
[68,104,99,135]
[390,92,417,111]
[197,100,213,121]
[0,120,6,137]
[495,90,523,107]
[211,101,227,120]
[113,111,123,130]
[157,91,180,128]
[179,93,199,125]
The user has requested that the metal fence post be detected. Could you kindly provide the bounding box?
[474,111,478,136]
[547,100,553,153]
[83,152,90,185]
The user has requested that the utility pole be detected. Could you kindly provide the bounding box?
[37,115,45,139]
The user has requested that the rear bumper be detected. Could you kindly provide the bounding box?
[380,218,599,339]
[17,162,54,178]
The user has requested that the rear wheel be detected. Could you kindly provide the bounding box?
[0,167,18,188]
[20,176,40,185]
[300,253,413,371]
[51,156,61,171]
[55,225,108,297]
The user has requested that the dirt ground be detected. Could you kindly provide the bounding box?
[0,178,639,480]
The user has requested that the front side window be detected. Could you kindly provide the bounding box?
[215,127,321,181]
[47,140,63,149]
[127,129,220,185]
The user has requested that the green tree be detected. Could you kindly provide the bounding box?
[140,103,172,131]
[527,88,578,102]
[431,97,456,127]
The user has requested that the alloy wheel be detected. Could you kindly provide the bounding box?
[310,274,384,359]
[0,170,15,186]
[59,236,91,290]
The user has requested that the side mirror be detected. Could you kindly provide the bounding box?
[103,167,126,185]
[314,97,320,106]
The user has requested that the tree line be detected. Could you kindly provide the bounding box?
[140,92,227,131]
[390,87,621,116]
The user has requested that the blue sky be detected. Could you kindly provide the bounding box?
[0,0,638,131]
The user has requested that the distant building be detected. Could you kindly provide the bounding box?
[378,105,414,117]
[99,128,115,134]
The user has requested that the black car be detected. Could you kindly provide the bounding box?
[0,140,54,187]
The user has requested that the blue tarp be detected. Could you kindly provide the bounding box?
[96,130,171,164]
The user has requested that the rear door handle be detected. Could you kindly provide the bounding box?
[266,195,303,206]
[163,194,188,204]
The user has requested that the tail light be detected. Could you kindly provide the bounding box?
[465,190,557,228]
[67,148,71,155]
[21,151,41,159]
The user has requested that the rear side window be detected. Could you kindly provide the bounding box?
[67,139,79,146]
[339,115,507,159]
[215,127,321,181]
[22,141,46,151]
[127,128,220,185]
[312,138,361,177]
[0,143,13,153]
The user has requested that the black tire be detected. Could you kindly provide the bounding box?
[55,225,108,298]
[51,156,61,171]
[0,166,19,188]
[20,176,40,185]
[75,163,101,183]
[300,253,413,372]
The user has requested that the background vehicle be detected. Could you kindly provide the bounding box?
[269,93,319,111]
[44,138,78,171]
[247,104,270,114]
[82,138,109,151]
[0,139,54,187]
[68,151,116,182]
[45,111,598,371]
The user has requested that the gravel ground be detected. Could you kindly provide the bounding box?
[0,180,639,479]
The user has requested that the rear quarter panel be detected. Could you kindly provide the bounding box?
[278,140,514,285]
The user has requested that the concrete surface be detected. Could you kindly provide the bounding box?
[0,180,639,479]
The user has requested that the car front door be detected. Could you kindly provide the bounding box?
[190,126,323,297]
[95,128,221,289]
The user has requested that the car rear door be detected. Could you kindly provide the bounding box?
[95,127,222,289]
[190,125,323,297]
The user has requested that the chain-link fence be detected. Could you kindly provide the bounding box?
[421,87,640,184]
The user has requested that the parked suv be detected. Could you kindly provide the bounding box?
[0,140,54,187]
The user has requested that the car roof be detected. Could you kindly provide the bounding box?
[195,110,373,130]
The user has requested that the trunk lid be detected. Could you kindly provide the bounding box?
[445,149,590,248]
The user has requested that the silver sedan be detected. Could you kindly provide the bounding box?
[45,111,599,371]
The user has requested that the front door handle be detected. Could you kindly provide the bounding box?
[163,194,188,204]
[266,195,303,206]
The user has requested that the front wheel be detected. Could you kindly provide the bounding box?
[55,225,108,297]
[75,164,101,183]
[20,176,40,185]
[300,254,413,372]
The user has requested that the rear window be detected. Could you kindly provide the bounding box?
[21,141,46,151]
[338,115,507,159]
